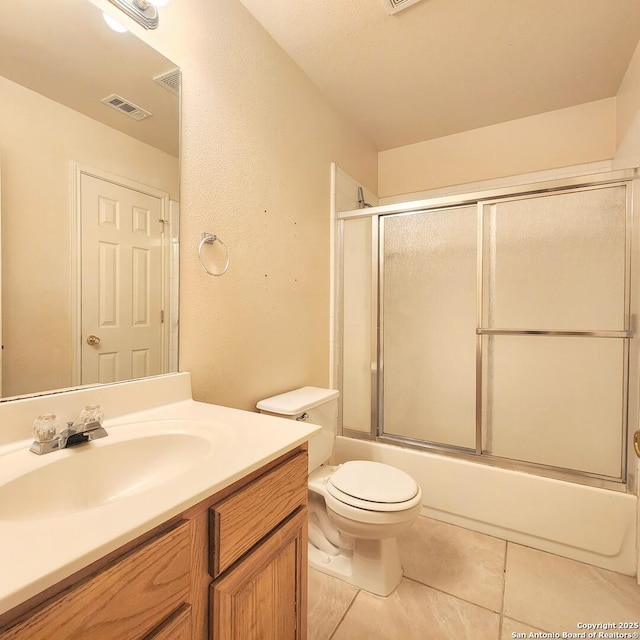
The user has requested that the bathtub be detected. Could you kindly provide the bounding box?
[334,436,638,575]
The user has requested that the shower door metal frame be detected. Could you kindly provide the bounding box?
[337,168,639,492]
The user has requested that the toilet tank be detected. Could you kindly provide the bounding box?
[256,387,339,472]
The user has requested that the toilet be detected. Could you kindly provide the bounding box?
[257,386,422,597]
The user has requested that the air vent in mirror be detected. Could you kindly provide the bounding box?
[101,94,152,120]
[154,69,181,96]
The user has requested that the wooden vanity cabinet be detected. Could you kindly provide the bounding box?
[0,447,308,640]
[210,451,308,640]
[0,521,193,640]
[211,509,307,640]
[149,605,193,640]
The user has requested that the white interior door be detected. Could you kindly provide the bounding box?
[80,173,164,385]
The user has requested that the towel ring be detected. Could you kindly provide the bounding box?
[198,232,230,276]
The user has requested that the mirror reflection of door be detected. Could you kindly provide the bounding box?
[79,171,166,385]
[0,0,179,399]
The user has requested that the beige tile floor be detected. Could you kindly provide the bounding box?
[308,516,640,640]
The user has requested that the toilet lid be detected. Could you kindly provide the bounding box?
[327,461,419,506]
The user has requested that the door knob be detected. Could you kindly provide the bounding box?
[86,335,101,346]
[634,430,640,459]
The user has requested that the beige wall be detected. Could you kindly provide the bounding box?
[378,98,616,198]
[616,40,640,148]
[0,75,178,398]
[91,0,378,410]
[615,39,640,167]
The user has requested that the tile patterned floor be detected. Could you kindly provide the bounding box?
[308,516,640,640]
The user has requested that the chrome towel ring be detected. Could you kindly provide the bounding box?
[198,232,230,276]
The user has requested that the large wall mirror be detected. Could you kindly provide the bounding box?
[0,0,180,401]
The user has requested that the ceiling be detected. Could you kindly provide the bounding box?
[0,0,179,156]
[238,0,640,151]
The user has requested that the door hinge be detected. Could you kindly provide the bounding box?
[160,310,165,323]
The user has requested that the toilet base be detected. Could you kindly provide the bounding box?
[308,536,403,597]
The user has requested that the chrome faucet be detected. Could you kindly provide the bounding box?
[57,420,108,449]
[29,408,108,455]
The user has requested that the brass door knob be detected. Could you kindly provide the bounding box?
[86,335,101,346]
[634,430,640,459]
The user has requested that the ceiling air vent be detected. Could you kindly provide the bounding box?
[154,69,181,96]
[383,0,425,14]
[101,94,152,120]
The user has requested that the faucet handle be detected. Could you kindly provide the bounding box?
[32,414,60,443]
[79,404,104,426]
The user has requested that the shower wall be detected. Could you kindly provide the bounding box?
[330,164,378,394]
[342,216,374,435]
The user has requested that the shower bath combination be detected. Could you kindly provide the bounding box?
[335,167,640,575]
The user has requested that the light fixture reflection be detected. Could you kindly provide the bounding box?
[106,0,167,30]
[103,12,128,33]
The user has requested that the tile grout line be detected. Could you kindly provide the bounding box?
[498,540,510,639]
[497,545,558,636]
[327,587,361,640]
[505,615,553,635]
[401,575,502,616]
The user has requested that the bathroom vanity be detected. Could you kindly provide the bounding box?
[0,373,317,639]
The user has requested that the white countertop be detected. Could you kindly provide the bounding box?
[0,375,319,617]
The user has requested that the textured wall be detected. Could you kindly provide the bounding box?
[91,0,378,410]
[615,39,640,167]
[378,98,616,197]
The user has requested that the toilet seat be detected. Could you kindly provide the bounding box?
[326,461,421,513]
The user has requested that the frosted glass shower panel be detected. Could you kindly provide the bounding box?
[482,186,627,331]
[483,335,624,479]
[342,217,373,434]
[382,206,476,449]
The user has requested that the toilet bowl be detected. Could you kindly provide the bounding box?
[257,387,422,597]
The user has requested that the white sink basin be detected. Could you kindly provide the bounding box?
[0,422,218,521]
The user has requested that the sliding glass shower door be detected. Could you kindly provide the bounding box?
[380,205,477,451]
[375,180,632,484]
[478,185,629,479]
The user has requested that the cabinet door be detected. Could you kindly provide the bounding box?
[211,509,307,640]
[148,605,191,640]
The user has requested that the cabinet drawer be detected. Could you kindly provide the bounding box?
[1,521,192,640]
[210,452,307,577]
[147,605,191,640]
